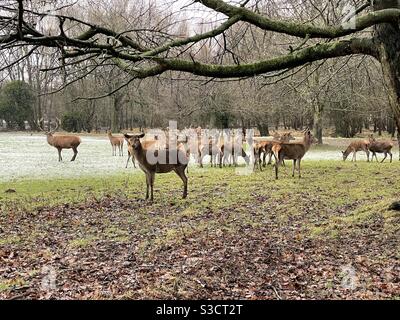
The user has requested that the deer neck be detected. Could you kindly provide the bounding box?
[47,134,54,146]
[303,135,312,152]
[132,143,148,165]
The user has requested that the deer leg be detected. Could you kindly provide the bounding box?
[275,157,280,180]
[366,150,369,162]
[199,153,204,168]
[145,173,150,200]
[389,151,393,163]
[381,152,387,163]
[121,144,123,156]
[71,147,78,161]
[175,167,188,198]
[262,151,267,167]
[132,155,136,168]
[57,148,62,162]
[149,172,155,202]
[298,159,301,178]
[267,150,273,165]
[126,153,131,168]
[292,159,296,177]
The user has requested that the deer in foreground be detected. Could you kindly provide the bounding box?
[272,129,314,179]
[108,130,124,156]
[368,135,393,163]
[342,140,370,162]
[124,133,188,201]
[38,119,81,161]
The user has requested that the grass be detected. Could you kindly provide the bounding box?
[0,160,399,299]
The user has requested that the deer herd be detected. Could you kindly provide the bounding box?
[36,119,396,200]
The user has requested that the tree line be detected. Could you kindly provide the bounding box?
[0,0,398,144]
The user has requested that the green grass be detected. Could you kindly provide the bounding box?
[1,160,399,299]
[1,160,399,239]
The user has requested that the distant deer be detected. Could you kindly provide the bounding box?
[107,130,124,156]
[272,129,314,179]
[38,118,81,162]
[342,140,370,162]
[124,133,188,201]
[368,134,393,163]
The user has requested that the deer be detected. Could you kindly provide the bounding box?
[220,139,250,167]
[124,133,188,201]
[342,139,370,162]
[38,118,81,162]
[368,134,393,163]
[272,129,314,179]
[124,135,137,168]
[199,141,222,168]
[107,130,124,156]
[254,132,295,170]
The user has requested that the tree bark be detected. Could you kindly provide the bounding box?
[374,0,400,159]
[111,94,122,132]
[313,101,323,144]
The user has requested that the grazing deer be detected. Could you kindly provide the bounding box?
[38,118,81,162]
[272,129,314,179]
[342,140,370,162]
[107,130,124,156]
[368,134,393,163]
[124,133,188,201]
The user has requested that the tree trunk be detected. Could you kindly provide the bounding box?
[257,122,269,136]
[111,94,122,132]
[373,0,400,159]
[312,99,323,144]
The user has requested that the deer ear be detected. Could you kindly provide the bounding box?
[124,133,133,139]
[138,133,145,138]
[341,151,344,154]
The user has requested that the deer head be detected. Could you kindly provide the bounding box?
[37,118,60,136]
[124,133,145,149]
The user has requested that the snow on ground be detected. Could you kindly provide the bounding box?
[0,133,397,182]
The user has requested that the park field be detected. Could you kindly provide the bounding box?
[0,161,399,299]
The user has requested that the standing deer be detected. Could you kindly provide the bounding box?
[342,140,370,162]
[38,119,81,162]
[254,132,295,170]
[368,134,393,163]
[124,133,188,201]
[220,140,250,167]
[124,135,136,168]
[108,130,124,156]
[272,129,314,179]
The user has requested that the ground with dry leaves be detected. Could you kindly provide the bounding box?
[0,161,399,299]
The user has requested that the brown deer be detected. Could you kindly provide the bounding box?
[342,140,370,162]
[255,132,295,170]
[368,135,393,163]
[38,118,81,162]
[124,135,137,168]
[220,140,250,167]
[272,129,314,179]
[124,133,188,201]
[107,130,124,156]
